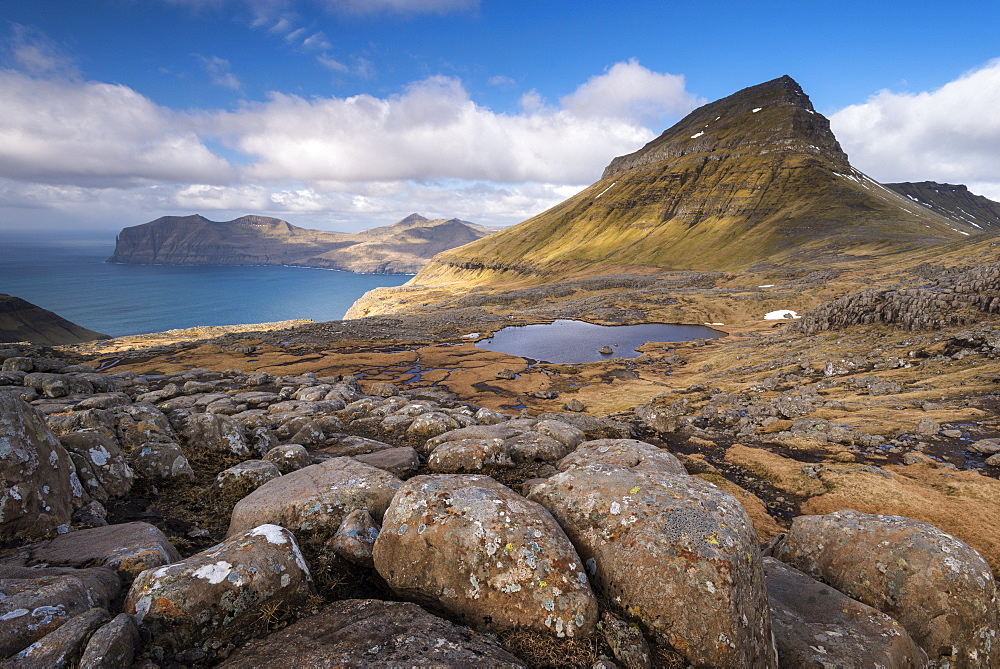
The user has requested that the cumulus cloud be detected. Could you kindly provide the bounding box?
[561,59,704,126]
[830,59,1000,199]
[0,70,233,186]
[215,67,688,184]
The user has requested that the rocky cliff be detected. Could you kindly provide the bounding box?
[0,294,108,345]
[885,181,1000,232]
[407,76,975,289]
[108,213,494,274]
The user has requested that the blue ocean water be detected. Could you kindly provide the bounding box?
[0,233,410,337]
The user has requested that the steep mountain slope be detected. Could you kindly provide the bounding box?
[108,214,494,274]
[413,76,973,286]
[885,182,1000,232]
[0,294,108,345]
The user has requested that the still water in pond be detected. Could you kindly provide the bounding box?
[475,319,725,364]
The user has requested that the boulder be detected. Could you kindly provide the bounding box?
[506,432,572,463]
[318,435,394,457]
[227,458,402,539]
[0,395,74,541]
[0,566,119,659]
[264,444,312,474]
[79,612,141,669]
[183,412,249,456]
[533,419,586,448]
[215,460,282,496]
[763,557,927,668]
[598,610,653,669]
[353,446,420,478]
[6,607,109,667]
[129,442,194,480]
[111,403,177,450]
[220,599,527,668]
[1,522,180,582]
[327,509,379,568]
[124,524,314,657]
[406,411,461,440]
[556,439,687,476]
[528,465,775,667]
[373,474,598,638]
[368,382,399,398]
[635,397,689,434]
[427,438,513,473]
[773,510,998,667]
[58,429,134,501]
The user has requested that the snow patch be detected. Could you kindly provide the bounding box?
[764,310,800,320]
[752,107,762,113]
[595,181,617,199]
[757,284,774,288]
[460,333,480,339]
[690,131,704,139]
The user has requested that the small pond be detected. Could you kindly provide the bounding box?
[475,319,725,364]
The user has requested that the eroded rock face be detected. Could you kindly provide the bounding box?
[226,457,402,539]
[124,524,314,657]
[528,464,776,668]
[220,599,528,668]
[763,557,928,668]
[773,510,998,668]
[373,474,598,638]
[0,395,74,541]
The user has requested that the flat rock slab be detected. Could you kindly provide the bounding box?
[1,522,180,582]
[773,510,998,668]
[528,464,776,668]
[220,599,528,668]
[373,474,598,638]
[763,557,927,667]
[227,457,402,539]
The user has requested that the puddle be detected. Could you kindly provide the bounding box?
[475,319,725,364]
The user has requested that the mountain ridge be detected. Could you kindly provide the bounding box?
[108,213,494,274]
[403,76,978,290]
[884,181,1000,232]
[0,294,108,346]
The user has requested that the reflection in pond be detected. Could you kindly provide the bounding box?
[475,319,725,364]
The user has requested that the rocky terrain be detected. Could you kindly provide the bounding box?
[886,181,1000,231]
[0,293,108,346]
[4,74,1000,667]
[108,213,494,274]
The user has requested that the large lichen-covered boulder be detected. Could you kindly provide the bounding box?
[220,599,528,668]
[556,439,687,476]
[58,429,134,501]
[763,557,928,667]
[124,524,314,657]
[79,612,141,669]
[0,394,75,541]
[772,510,998,668]
[183,412,249,456]
[226,457,402,539]
[373,474,598,638]
[528,464,776,668]
[427,438,513,473]
[129,441,194,480]
[2,522,180,582]
[111,403,177,450]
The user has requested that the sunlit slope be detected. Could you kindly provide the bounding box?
[413,76,971,286]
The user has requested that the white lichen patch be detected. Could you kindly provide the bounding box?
[250,524,289,545]
[192,560,234,585]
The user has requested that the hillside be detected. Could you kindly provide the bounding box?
[108,213,494,274]
[0,294,108,345]
[409,76,975,288]
[885,181,1000,232]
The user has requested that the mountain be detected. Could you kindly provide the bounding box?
[108,214,495,274]
[0,294,108,346]
[884,181,1000,232]
[411,76,976,287]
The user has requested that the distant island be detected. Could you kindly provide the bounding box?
[108,213,495,274]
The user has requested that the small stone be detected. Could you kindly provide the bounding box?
[327,509,380,568]
[497,369,517,380]
[599,346,614,355]
[564,398,586,412]
[941,429,963,438]
[264,444,312,474]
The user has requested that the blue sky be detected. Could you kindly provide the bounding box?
[2,0,1000,233]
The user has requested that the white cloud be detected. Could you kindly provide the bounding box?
[5,23,79,78]
[319,0,479,15]
[196,55,243,91]
[560,59,704,126]
[0,70,233,186]
[830,59,1000,198]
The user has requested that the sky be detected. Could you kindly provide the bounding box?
[2,0,1000,235]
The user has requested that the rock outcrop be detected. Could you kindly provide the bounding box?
[108,213,494,274]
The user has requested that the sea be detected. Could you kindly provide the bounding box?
[0,233,411,338]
